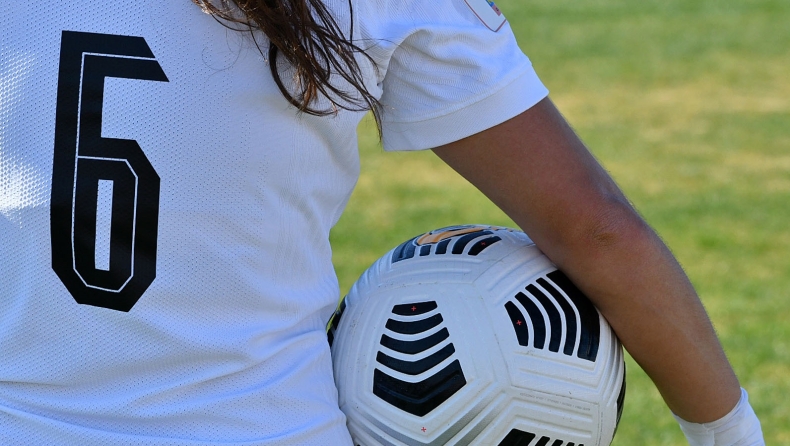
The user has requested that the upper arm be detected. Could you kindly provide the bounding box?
[431,97,640,268]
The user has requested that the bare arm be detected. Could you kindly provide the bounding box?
[432,97,740,423]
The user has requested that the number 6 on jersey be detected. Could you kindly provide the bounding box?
[51,31,168,312]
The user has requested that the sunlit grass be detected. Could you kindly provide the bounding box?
[330,0,789,443]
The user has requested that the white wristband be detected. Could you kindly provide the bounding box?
[673,388,765,446]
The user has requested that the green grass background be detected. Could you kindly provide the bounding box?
[330,0,789,443]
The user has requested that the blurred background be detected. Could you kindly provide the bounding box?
[330,0,789,443]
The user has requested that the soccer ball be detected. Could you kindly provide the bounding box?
[329,225,625,446]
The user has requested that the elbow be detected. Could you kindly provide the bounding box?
[588,198,648,249]
[560,194,655,261]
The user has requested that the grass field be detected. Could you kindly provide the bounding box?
[330,1,789,443]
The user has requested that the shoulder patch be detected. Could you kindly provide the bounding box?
[463,0,507,32]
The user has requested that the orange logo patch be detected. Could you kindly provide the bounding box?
[416,225,511,245]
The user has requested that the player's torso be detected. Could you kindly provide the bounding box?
[1,2,361,444]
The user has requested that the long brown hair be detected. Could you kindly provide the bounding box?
[192,0,381,129]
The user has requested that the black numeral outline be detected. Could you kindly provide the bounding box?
[51,31,168,312]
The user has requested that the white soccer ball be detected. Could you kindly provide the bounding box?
[329,225,626,446]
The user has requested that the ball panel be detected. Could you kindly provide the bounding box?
[470,394,597,446]
[335,282,507,445]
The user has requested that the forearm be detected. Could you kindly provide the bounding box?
[533,200,741,423]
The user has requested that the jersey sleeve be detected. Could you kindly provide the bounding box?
[358,0,549,151]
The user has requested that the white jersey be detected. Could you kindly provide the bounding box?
[0,0,547,444]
